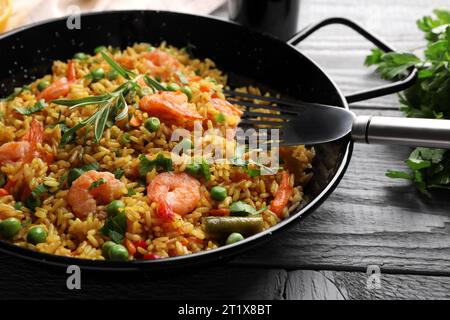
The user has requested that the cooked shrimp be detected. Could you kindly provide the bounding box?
[269,171,293,218]
[0,141,30,165]
[147,172,201,220]
[116,56,135,70]
[142,50,180,80]
[67,170,126,219]
[0,119,52,165]
[139,91,204,124]
[207,98,242,127]
[37,60,77,102]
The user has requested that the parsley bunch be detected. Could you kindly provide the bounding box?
[365,9,450,196]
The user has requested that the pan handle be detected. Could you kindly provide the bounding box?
[287,17,418,104]
[352,115,450,149]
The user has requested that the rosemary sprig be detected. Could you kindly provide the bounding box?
[144,75,168,91]
[54,52,168,146]
[100,52,136,80]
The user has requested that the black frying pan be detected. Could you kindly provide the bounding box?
[0,11,415,271]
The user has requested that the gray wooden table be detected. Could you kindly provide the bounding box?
[1,0,450,300]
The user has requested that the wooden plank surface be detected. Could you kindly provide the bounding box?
[285,270,450,300]
[3,249,450,300]
[0,254,288,300]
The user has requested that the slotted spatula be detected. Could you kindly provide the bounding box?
[226,90,450,148]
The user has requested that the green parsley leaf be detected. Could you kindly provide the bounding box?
[24,184,49,211]
[138,154,173,177]
[81,162,100,171]
[14,99,48,115]
[113,168,125,179]
[100,212,127,244]
[127,188,136,196]
[385,170,413,180]
[88,178,106,190]
[230,201,258,216]
[199,159,211,181]
[216,113,226,123]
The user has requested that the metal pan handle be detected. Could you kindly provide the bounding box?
[287,17,418,104]
[352,115,450,149]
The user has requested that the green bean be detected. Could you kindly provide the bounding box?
[203,216,264,236]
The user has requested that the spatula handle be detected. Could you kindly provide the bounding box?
[352,115,450,149]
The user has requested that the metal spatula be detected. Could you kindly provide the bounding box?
[226,90,450,149]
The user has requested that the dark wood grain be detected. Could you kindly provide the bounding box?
[3,252,450,300]
[0,254,287,300]
[285,270,450,300]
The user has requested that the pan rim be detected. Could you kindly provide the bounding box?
[0,9,353,270]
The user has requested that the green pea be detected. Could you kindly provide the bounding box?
[26,226,47,245]
[94,46,107,54]
[210,186,227,202]
[120,132,130,145]
[106,200,125,216]
[0,217,22,239]
[107,70,118,81]
[91,68,105,81]
[144,117,160,132]
[102,241,116,259]
[109,244,129,261]
[180,86,193,100]
[167,83,181,91]
[74,52,88,60]
[226,232,244,245]
[37,80,50,92]
[185,163,201,176]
